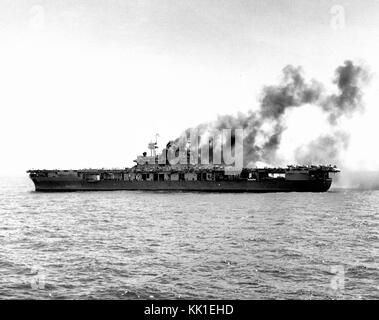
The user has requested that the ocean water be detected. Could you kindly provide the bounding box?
[0,176,378,300]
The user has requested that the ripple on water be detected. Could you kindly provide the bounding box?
[0,177,378,299]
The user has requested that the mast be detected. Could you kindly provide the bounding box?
[148,133,159,157]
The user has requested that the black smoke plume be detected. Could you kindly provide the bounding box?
[322,61,369,124]
[172,60,369,166]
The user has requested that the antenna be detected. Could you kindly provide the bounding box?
[155,133,159,147]
[148,133,160,157]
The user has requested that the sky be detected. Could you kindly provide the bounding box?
[0,0,379,174]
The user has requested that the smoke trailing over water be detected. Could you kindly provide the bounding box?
[172,60,369,167]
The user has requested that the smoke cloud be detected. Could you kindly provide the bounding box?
[322,61,370,124]
[172,60,370,167]
[294,131,350,165]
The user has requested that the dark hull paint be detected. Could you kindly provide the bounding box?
[31,178,333,192]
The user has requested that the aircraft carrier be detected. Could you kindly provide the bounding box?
[28,140,339,192]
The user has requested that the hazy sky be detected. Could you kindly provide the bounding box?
[1,0,379,174]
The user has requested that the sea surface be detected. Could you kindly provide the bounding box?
[0,176,378,300]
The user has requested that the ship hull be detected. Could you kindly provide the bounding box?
[30,178,332,192]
